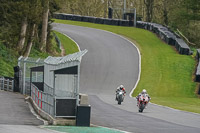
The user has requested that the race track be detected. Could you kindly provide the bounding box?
[52,23,200,133]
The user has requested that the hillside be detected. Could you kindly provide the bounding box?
[0,31,78,78]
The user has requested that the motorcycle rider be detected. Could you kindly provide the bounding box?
[115,85,126,100]
[136,89,151,108]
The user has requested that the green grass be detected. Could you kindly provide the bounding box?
[29,47,50,58]
[53,30,79,55]
[53,19,200,113]
[0,42,17,77]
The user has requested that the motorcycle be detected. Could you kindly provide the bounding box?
[116,90,125,105]
[137,94,149,112]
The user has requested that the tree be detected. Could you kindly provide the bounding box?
[144,0,154,22]
[23,0,42,57]
[40,0,49,52]
[23,24,36,57]
[0,0,27,48]
[17,16,28,51]
[16,0,29,52]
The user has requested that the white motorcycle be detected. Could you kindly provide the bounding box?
[116,90,125,105]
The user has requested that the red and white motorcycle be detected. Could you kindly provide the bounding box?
[137,94,149,112]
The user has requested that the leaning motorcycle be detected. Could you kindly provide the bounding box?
[116,90,125,105]
[137,94,149,112]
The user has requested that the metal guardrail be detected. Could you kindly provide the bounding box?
[31,83,54,117]
[53,32,61,49]
[0,77,14,91]
[31,83,77,118]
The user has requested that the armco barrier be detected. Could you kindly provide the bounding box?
[54,13,130,27]
[95,17,104,24]
[195,49,200,86]
[88,16,97,23]
[82,16,89,22]
[103,18,112,25]
[120,20,129,26]
[111,19,120,26]
[196,49,200,61]
[72,15,82,21]
[196,62,200,82]
[163,31,176,45]
[136,21,191,55]
[175,38,190,55]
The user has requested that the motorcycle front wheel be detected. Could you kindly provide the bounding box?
[118,95,122,105]
[139,103,145,112]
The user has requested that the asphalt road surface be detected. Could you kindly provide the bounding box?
[0,90,57,133]
[53,23,200,133]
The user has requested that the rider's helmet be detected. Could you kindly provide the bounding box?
[141,89,147,94]
[120,85,124,90]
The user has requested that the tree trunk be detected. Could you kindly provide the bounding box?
[163,0,168,25]
[104,0,108,18]
[17,17,28,51]
[23,24,36,57]
[144,0,154,22]
[40,0,49,52]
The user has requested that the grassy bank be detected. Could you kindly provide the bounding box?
[53,31,79,55]
[53,19,200,113]
[0,42,17,77]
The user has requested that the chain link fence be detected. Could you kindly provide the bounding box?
[18,56,44,95]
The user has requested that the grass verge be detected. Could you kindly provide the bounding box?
[53,30,79,55]
[53,19,200,113]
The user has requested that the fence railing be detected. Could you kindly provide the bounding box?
[31,83,55,117]
[0,77,14,91]
[31,82,77,118]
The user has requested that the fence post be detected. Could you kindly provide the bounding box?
[12,80,14,91]
[7,80,9,91]
[2,78,5,90]
[23,62,26,94]
[0,79,1,90]
[0,78,3,90]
